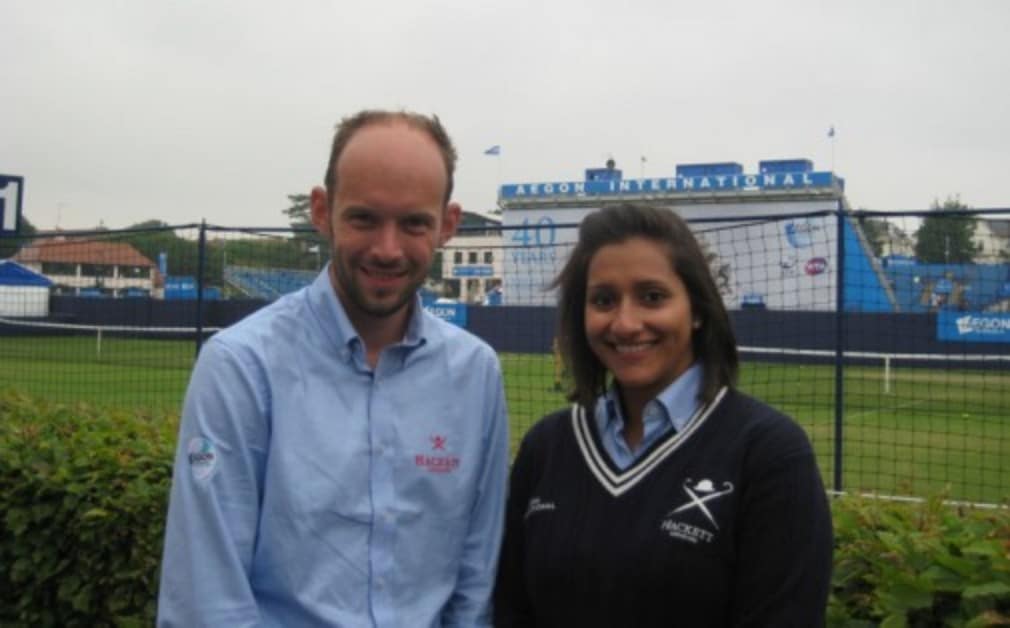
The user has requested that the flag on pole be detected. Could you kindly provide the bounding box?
[484,145,501,156]
[827,126,835,138]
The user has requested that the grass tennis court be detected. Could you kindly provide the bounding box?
[2,334,1008,504]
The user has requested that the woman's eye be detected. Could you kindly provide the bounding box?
[642,290,667,304]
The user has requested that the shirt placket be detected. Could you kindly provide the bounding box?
[368,359,400,626]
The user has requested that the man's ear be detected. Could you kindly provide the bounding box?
[439,201,462,246]
[309,186,332,239]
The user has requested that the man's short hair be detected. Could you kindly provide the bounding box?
[324,110,458,206]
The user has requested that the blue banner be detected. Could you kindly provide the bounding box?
[424,302,468,327]
[500,171,835,200]
[452,265,493,277]
[938,310,1010,344]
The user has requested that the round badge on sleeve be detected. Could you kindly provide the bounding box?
[187,437,218,481]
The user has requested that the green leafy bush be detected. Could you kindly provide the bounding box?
[0,389,177,627]
[829,493,1010,627]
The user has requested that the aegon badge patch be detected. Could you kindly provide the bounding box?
[187,437,218,481]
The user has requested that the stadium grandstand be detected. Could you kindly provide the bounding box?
[223,265,316,300]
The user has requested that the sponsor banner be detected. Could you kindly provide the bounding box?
[501,202,839,309]
[424,302,468,327]
[938,310,1010,344]
[500,172,834,200]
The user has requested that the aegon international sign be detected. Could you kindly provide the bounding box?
[938,310,1010,344]
[500,171,834,199]
[0,175,25,234]
[423,302,468,327]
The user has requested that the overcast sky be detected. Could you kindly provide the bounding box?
[3,0,1009,231]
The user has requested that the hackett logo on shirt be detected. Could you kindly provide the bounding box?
[415,434,460,473]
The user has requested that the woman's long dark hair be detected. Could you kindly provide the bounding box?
[552,203,738,409]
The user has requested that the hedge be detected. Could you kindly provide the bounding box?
[0,390,176,627]
[829,492,1010,626]
[1,390,1008,626]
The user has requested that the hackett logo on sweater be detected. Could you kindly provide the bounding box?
[415,434,460,473]
[660,478,734,544]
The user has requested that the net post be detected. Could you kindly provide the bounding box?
[832,203,845,493]
[883,355,892,394]
[195,220,207,358]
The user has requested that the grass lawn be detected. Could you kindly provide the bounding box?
[2,335,1008,504]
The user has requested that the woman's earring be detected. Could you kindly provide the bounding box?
[692,319,702,330]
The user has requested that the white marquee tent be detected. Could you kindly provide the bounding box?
[0,259,52,317]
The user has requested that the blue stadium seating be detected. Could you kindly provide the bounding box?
[224,266,316,300]
[881,263,1009,312]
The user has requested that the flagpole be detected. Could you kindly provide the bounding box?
[484,145,503,211]
[831,136,835,173]
[828,125,836,173]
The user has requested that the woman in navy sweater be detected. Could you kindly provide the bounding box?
[494,203,833,627]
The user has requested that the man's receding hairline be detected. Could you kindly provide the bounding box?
[331,118,451,198]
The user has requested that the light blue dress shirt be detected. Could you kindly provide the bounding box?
[158,268,510,627]
[593,363,702,470]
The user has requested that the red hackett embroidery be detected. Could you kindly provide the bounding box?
[415,454,460,473]
[416,434,459,472]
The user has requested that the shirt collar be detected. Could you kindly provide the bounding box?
[595,362,703,435]
[307,265,428,364]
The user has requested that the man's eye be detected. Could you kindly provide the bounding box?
[402,217,431,233]
[347,213,377,227]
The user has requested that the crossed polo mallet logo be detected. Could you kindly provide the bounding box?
[670,478,735,529]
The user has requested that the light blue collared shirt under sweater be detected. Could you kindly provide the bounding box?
[594,364,703,470]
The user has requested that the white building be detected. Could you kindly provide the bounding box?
[440,211,503,304]
[498,159,855,309]
[973,218,1009,263]
[14,237,158,297]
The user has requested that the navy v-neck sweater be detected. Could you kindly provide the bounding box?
[494,388,833,627]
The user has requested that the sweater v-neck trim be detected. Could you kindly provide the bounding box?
[571,386,728,497]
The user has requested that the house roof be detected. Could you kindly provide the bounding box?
[13,238,156,267]
[981,219,1010,238]
[0,260,53,286]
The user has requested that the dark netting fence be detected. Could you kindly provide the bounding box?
[1,209,1008,504]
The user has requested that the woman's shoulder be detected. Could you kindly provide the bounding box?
[522,405,577,445]
[718,388,815,458]
[508,406,577,475]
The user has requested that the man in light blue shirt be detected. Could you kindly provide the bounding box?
[158,110,510,627]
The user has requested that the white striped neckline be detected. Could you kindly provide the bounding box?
[571,387,728,498]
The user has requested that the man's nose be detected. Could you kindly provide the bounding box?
[371,223,404,261]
